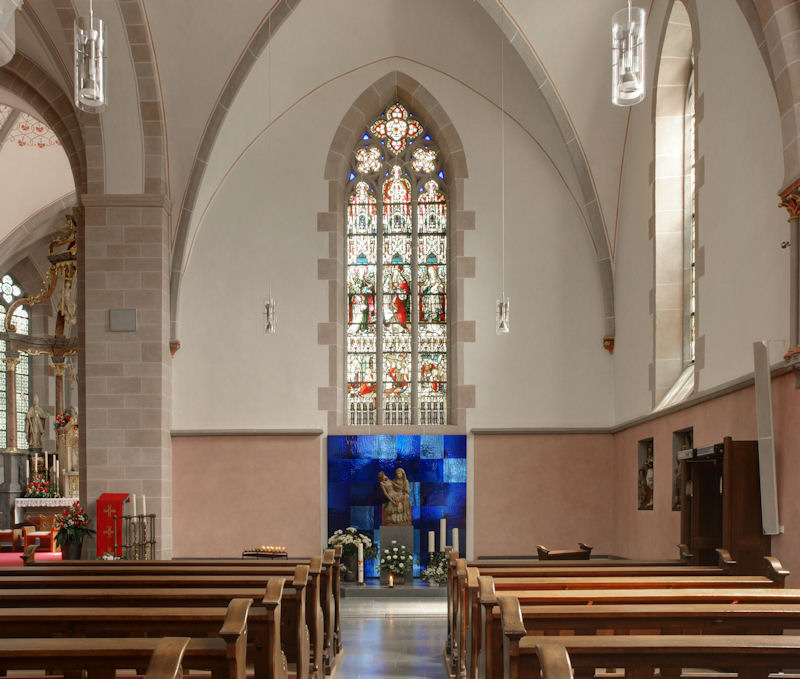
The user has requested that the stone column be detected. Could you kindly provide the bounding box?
[51,359,65,421]
[4,354,19,452]
[79,195,172,557]
[779,190,800,346]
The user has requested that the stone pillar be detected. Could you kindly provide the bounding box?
[51,359,65,421]
[4,355,19,452]
[779,189,800,346]
[79,195,173,557]
[0,452,24,528]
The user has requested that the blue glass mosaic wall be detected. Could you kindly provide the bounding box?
[328,435,466,577]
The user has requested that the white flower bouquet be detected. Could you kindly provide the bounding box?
[327,526,377,559]
[377,539,413,575]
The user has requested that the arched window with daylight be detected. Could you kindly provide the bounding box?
[0,274,30,447]
[346,102,448,426]
[683,61,696,368]
[654,1,696,409]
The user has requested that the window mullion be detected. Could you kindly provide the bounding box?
[376,190,384,425]
[411,194,419,425]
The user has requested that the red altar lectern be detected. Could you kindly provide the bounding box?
[96,493,129,558]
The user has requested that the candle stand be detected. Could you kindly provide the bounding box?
[113,513,156,560]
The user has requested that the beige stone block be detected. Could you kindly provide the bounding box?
[656,281,682,311]
[455,257,476,279]
[655,231,683,283]
[318,322,338,345]
[88,363,124,377]
[106,245,142,258]
[125,394,163,409]
[655,308,682,358]
[658,56,692,87]
[455,321,476,343]
[141,343,163,362]
[108,376,142,395]
[139,377,162,394]
[318,386,338,411]
[124,258,166,272]
[88,429,126,447]
[655,151,683,180]
[317,212,339,232]
[453,211,475,232]
[317,259,338,280]
[124,430,163,447]
[107,343,141,362]
[142,409,164,429]
[125,290,163,309]
[454,384,476,409]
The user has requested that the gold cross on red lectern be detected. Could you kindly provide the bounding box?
[103,504,116,518]
[104,526,114,538]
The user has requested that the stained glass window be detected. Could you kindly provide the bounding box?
[346,103,448,425]
[0,274,29,448]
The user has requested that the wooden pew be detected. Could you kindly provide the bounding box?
[536,543,592,560]
[450,553,784,679]
[6,559,332,678]
[15,548,341,677]
[478,581,800,679]
[511,635,800,679]
[0,635,247,679]
[0,599,282,679]
[0,577,305,679]
[145,637,191,679]
[445,544,698,673]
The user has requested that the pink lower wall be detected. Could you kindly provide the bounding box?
[172,435,322,557]
[472,371,800,584]
[473,434,616,557]
[611,371,800,582]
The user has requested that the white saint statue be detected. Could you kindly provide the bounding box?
[25,394,48,450]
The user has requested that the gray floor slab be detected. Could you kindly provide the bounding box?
[334,597,448,679]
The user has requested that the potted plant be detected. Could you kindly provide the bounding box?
[54,501,95,560]
[421,550,448,586]
[327,527,377,581]
[378,540,413,585]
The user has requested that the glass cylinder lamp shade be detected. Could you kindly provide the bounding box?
[74,15,106,112]
[496,297,510,335]
[611,5,646,106]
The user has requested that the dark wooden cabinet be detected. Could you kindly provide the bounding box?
[679,437,771,573]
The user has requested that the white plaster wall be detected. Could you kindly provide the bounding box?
[692,2,788,387]
[613,1,787,422]
[0,142,73,242]
[173,0,614,430]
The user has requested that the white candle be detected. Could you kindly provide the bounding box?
[44,451,48,471]
[55,459,59,494]
[34,453,39,474]
[428,530,435,553]
[25,458,29,483]
[131,493,137,518]
[388,573,394,588]
[440,518,446,550]
[452,528,459,555]
[357,542,364,584]
[142,494,147,516]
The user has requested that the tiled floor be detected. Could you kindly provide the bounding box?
[335,598,448,678]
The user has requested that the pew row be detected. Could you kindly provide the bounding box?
[510,636,800,679]
[0,599,282,679]
[6,558,337,678]
[479,583,800,679]
[0,578,303,679]
[450,552,788,679]
[145,637,191,679]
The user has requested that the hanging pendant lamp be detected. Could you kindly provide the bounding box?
[612,0,646,106]
[74,0,106,112]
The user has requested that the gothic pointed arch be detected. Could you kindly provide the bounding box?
[318,72,475,430]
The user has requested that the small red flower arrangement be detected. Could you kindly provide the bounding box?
[24,474,56,498]
[55,412,72,428]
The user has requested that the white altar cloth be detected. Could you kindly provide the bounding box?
[15,497,75,524]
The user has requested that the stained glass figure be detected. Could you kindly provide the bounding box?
[346,103,447,425]
[370,103,421,155]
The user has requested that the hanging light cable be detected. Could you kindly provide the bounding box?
[263,15,277,335]
[496,20,510,335]
[74,0,106,112]
[612,0,646,106]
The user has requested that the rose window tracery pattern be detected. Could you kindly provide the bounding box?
[346,103,447,426]
[369,103,422,155]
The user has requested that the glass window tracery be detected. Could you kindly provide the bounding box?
[347,103,448,425]
[0,274,30,448]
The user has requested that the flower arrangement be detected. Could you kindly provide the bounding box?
[378,540,413,575]
[24,474,56,498]
[54,412,72,428]
[54,501,95,548]
[421,550,448,585]
[327,526,378,560]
